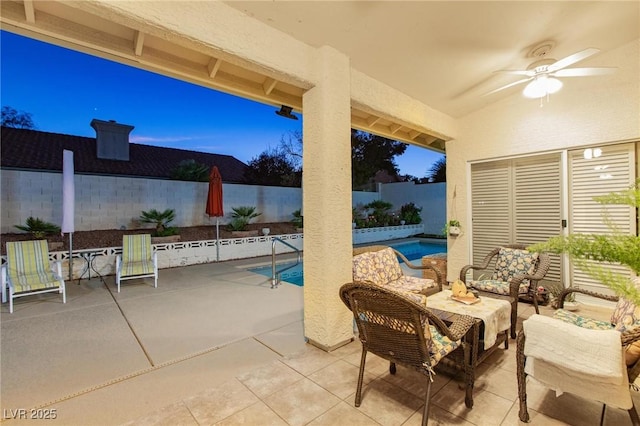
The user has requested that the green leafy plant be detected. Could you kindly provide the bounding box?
[169,159,209,182]
[544,281,576,308]
[291,209,303,229]
[529,180,640,305]
[364,200,394,227]
[399,202,422,225]
[15,217,60,239]
[139,208,177,237]
[443,219,461,235]
[227,206,261,232]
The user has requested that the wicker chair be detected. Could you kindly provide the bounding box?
[517,287,640,425]
[460,244,550,338]
[340,282,475,426]
[353,245,444,294]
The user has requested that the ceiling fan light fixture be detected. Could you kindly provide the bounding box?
[523,75,563,99]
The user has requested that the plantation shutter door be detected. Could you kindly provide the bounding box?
[470,161,511,270]
[513,154,563,285]
[568,143,636,295]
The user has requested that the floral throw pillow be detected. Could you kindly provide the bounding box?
[352,252,384,286]
[373,247,404,283]
[610,297,640,331]
[491,248,539,285]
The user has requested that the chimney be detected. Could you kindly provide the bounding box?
[90,119,134,161]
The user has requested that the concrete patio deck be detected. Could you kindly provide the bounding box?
[1,258,638,425]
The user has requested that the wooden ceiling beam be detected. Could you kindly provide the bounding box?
[389,123,402,134]
[408,130,420,140]
[134,30,144,56]
[262,77,277,95]
[367,115,381,126]
[207,58,221,79]
[23,0,35,24]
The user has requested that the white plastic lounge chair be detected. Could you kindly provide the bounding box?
[115,234,158,292]
[1,240,66,313]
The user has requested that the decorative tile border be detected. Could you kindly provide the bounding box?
[1,225,424,280]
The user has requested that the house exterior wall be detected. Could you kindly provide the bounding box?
[446,39,640,283]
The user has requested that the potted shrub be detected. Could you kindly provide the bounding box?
[228,206,261,237]
[291,209,303,232]
[444,219,461,236]
[15,217,63,250]
[139,208,180,242]
[364,200,393,227]
[399,202,423,225]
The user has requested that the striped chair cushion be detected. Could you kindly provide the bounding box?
[6,240,61,292]
[121,234,154,277]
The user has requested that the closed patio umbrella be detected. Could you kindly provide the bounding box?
[206,166,224,261]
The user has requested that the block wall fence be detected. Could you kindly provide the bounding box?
[0,170,445,235]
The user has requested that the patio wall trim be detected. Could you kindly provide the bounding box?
[0,225,426,280]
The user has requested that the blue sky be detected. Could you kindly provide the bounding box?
[1,31,443,178]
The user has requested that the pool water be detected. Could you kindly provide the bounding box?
[248,240,446,287]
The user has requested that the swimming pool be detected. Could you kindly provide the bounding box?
[248,240,446,287]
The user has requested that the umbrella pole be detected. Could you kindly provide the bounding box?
[68,232,73,282]
[216,218,220,262]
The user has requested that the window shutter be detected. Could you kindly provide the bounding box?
[568,143,636,295]
[470,161,511,268]
[513,155,563,284]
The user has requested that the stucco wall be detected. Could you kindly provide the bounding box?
[0,170,441,234]
[446,39,640,283]
[380,181,446,236]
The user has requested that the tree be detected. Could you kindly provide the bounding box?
[351,130,406,189]
[244,147,301,187]
[1,106,36,129]
[169,159,209,182]
[427,156,446,182]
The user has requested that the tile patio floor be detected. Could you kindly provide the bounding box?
[1,257,638,425]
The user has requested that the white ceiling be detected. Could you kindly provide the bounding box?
[226,1,640,118]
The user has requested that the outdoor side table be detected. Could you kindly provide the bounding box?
[426,289,511,408]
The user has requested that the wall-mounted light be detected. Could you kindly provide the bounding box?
[275,105,298,120]
[583,148,602,160]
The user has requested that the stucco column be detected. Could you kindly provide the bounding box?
[302,46,353,350]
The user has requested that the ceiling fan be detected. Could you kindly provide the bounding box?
[485,42,617,99]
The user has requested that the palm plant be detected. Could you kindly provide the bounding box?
[15,216,60,239]
[228,206,261,231]
[139,208,177,236]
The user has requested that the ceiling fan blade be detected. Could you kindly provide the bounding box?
[483,77,532,96]
[494,69,535,77]
[552,67,617,77]
[548,48,600,72]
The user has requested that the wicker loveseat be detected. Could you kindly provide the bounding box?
[352,245,442,305]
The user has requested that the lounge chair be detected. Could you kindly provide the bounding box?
[1,240,66,313]
[115,234,158,292]
[460,244,550,338]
